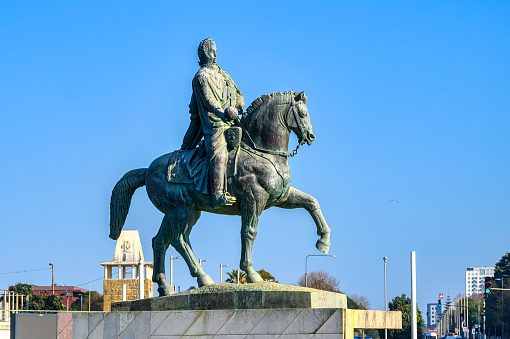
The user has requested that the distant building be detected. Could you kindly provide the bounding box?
[465,266,495,296]
[100,230,154,311]
[427,303,439,329]
[32,285,88,309]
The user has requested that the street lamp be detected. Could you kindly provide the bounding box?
[304,254,336,288]
[383,256,388,339]
[199,259,210,265]
[48,263,54,295]
[220,264,230,283]
[169,256,182,294]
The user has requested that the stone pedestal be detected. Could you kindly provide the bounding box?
[52,283,402,339]
[55,308,402,339]
[112,282,347,311]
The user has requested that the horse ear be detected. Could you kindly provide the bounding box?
[295,91,308,104]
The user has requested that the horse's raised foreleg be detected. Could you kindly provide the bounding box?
[239,190,267,283]
[277,187,331,254]
[168,207,214,287]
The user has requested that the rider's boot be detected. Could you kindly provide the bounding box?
[212,192,236,209]
[211,157,236,209]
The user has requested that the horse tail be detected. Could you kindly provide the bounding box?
[109,168,147,240]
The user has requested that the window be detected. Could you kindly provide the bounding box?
[479,269,486,275]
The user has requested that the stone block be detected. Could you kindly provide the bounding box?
[250,309,302,335]
[88,312,105,338]
[152,311,202,336]
[184,309,235,335]
[73,313,88,339]
[133,311,150,339]
[104,312,120,338]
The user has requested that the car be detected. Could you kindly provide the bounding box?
[354,337,362,339]
[365,337,372,339]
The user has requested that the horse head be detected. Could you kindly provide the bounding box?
[286,91,316,147]
[241,91,315,156]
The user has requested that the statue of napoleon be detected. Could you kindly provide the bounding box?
[180,38,244,209]
[109,37,331,294]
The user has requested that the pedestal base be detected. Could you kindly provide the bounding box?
[112,282,347,311]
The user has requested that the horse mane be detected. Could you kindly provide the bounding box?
[243,91,295,118]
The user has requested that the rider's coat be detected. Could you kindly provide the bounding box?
[180,63,244,195]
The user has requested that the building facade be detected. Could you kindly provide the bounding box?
[427,303,439,329]
[465,266,495,296]
[32,285,88,309]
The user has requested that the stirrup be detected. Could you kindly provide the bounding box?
[212,192,236,209]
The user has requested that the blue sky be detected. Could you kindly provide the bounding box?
[1,1,509,315]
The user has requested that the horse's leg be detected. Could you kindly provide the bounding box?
[152,215,173,296]
[239,190,267,283]
[169,206,215,287]
[277,187,331,254]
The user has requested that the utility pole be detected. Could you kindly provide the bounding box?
[411,251,417,339]
[383,257,388,339]
[49,263,54,294]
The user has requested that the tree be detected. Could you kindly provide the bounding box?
[257,269,277,282]
[226,269,246,284]
[494,252,510,277]
[297,270,340,292]
[8,282,64,311]
[225,269,276,284]
[350,294,371,310]
[386,294,424,339]
[485,252,510,336]
[70,291,103,311]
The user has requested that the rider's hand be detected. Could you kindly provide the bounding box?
[224,106,239,122]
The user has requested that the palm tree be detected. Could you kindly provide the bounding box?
[225,269,247,284]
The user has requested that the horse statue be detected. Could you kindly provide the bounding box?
[109,91,331,296]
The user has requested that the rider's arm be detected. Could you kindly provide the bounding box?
[194,74,225,121]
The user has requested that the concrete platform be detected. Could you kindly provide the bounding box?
[112,282,347,311]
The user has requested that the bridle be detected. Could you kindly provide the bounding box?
[239,97,307,158]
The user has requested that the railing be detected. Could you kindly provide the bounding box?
[0,290,30,323]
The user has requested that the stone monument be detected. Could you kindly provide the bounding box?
[89,38,404,339]
[100,230,154,311]
[109,37,330,297]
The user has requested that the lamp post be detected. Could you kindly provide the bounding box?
[199,259,210,265]
[304,254,336,288]
[383,256,388,339]
[169,256,182,294]
[48,263,54,295]
[220,264,230,283]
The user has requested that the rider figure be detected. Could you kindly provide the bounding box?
[181,38,245,208]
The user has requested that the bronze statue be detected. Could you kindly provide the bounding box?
[109,39,331,296]
[181,38,245,208]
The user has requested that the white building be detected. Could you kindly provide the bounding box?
[427,303,439,329]
[465,266,495,296]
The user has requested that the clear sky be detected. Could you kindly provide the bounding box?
[1,1,509,315]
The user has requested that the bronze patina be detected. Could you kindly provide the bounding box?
[109,38,331,296]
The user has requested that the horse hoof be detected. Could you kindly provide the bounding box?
[246,272,263,283]
[316,238,330,254]
[197,274,215,287]
[157,283,172,297]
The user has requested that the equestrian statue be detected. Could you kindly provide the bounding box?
[109,38,331,296]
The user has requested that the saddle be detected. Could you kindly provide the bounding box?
[167,127,242,194]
